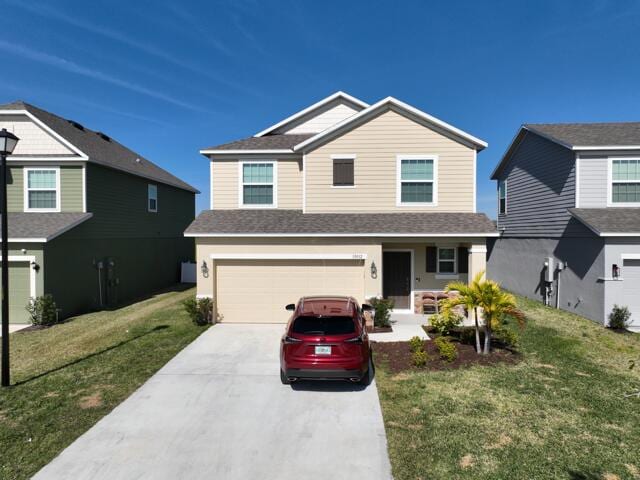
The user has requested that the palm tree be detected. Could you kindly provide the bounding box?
[475,278,525,354]
[441,271,484,353]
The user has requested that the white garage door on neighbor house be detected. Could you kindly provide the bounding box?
[623,259,640,330]
[215,259,365,323]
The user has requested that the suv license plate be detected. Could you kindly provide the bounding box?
[315,346,331,355]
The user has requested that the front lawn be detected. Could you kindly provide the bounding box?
[0,286,206,480]
[376,296,640,480]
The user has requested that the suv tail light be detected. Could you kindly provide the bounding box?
[283,335,302,344]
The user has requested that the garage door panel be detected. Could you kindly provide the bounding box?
[0,262,32,324]
[216,260,365,323]
[623,259,640,328]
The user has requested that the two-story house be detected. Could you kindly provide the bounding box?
[185,92,496,323]
[0,101,198,323]
[488,123,640,331]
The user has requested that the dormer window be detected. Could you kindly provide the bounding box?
[24,167,60,212]
[611,159,640,205]
[240,161,277,207]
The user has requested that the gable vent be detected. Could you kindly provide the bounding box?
[96,131,111,142]
[69,120,85,131]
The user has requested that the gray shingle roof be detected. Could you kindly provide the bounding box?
[2,212,92,241]
[1,101,198,193]
[526,123,640,148]
[569,208,640,235]
[202,134,314,151]
[185,209,497,236]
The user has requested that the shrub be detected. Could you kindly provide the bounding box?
[369,297,394,328]
[434,336,458,362]
[609,304,632,329]
[183,297,214,326]
[412,349,429,367]
[409,336,424,353]
[493,326,519,347]
[429,310,462,336]
[26,294,58,326]
[459,328,476,345]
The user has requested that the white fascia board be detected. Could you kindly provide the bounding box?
[0,109,89,160]
[8,157,88,163]
[253,91,369,137]
[600,232,640,237]
[0,238,47,243]
[199,149,293,155]
[573,145,640,151]
[186,232,499,238]
[621,253,640,259]
[294,96,487,152]
[210,253,368,260]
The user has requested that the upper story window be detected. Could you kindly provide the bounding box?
[332,154,355,187]
[24,167,60,212]
[611,159,640,205]
[437,247,457,274]
[498,180,507,214]
[397,155,437,206]
[240,161,277,207]
[148,184,158,212]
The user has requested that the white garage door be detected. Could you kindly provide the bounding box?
[216,259,365,323]
[623,259,640,329]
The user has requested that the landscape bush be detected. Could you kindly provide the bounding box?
[26,294,59,326]
[409,335,424,353]
[608,304,631,330]
[412,349,429,367]
[434,336,458,362]
[428,310,462,336]
[493,326,519,347]
[369,297,395,328]
[183,297,214,325]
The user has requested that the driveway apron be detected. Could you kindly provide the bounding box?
[32,324,393,480]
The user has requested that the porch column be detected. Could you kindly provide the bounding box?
[468,243,487,283]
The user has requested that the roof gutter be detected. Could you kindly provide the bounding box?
[185,232,500,238]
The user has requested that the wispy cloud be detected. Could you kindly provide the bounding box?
[8,0,262,98]
[0,40,206,112]
[164,3,233,56]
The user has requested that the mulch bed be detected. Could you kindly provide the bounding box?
[373,337,521,373]
[14,324,50,334]
[371,326,393,333]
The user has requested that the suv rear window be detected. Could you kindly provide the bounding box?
[292,316,356,335]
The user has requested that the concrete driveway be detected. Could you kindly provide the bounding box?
[33,324,393,480]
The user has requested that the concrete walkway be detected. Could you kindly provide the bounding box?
[369,313,429,342]
[33,324,393,480]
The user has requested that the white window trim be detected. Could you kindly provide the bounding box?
[23,167,61,213]
[148,184,158,213]
[498,179,507,215]
[607,157,640,207]
[238,160,278,208]
[396,155,438,207]
[436,246,458,278]
[331,154,357,189]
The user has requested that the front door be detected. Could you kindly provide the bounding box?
[383,251,412,310]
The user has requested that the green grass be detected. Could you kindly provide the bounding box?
[376,296,640,480]
[0,286,207,480]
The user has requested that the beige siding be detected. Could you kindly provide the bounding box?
[0,114,73,155]
[305,109,476,213]
[275,100,361,134]
[211,158,302,209]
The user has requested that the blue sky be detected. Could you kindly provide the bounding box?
[1,0,639,216]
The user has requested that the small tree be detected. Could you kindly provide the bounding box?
[476,277,525,354]
[609,305,631,329]
[441,272,484,353]
[369,297,394,328]
[183,297,214,325]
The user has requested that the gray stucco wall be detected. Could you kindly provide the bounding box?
[603,238,640,330]
[488,235,605,324]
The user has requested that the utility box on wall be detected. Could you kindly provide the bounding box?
[545,257,554,283]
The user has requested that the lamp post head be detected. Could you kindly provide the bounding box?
[0,128,19,156]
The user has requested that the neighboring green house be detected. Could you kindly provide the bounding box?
[0,101,198,323]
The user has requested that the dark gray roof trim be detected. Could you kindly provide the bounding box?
[569,208,640,236]
[1,212,92,241]
[185,209,497,236]
[0,101,198,193]
[202,134,313,152]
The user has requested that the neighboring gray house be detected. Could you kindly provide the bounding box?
[488,123,640,331]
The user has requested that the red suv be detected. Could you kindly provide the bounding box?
[280,296,373,385]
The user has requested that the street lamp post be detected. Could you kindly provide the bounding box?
[0,128,19,387]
